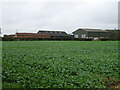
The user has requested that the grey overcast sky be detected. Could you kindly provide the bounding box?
[0,0,119,35]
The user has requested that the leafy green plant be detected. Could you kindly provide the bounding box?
[2,41,119,88]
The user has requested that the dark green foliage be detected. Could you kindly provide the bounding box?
[1,36,111,41]
[106,29,120,40]
[2,41,119,88]
[2,37,88,41]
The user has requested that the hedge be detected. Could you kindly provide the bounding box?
[1,37,113,41]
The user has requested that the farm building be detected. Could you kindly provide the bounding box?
[4,34,15,38]
[4,33,50,38]
[72,28,110,40]
[38,30,70,38]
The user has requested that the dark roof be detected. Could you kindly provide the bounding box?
[4,34,15,37]
[38,30,69,37]
[73,28,108,33]
[16,33,49,36]
[15,33,50,38]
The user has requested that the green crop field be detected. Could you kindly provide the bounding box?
[2,41,119,88]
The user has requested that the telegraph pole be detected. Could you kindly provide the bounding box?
[0,27,2,37]
[0,27,1,34]
[16,29,18,33]
[0,27,2,41]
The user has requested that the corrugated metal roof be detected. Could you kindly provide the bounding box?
[16,33,49,36]
[38,30,69,37]
[78,28,108,32]
[15,33,50,38]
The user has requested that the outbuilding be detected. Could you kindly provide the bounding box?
[4,33,50,38]
[72,28,110,40]
[38,30,70,38]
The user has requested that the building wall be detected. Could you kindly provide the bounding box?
[4,33,51,38]
[87,32,110,38]
[73,29,110,39]
[16,33,50,38]
[16,35,50,38]
[73,29,88,38]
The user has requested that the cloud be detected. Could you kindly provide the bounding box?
[1,0,118,35]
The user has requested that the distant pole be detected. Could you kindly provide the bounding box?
[0,27,2,36]
[0,27,2,41]
[16,29,18,33]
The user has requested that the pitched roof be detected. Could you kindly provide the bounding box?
[38,30,65,33]
[16,33,49,36]
[4,34,15,37]
[38,30,69,37]
[15,33,50,38]
[76,28,108,32]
